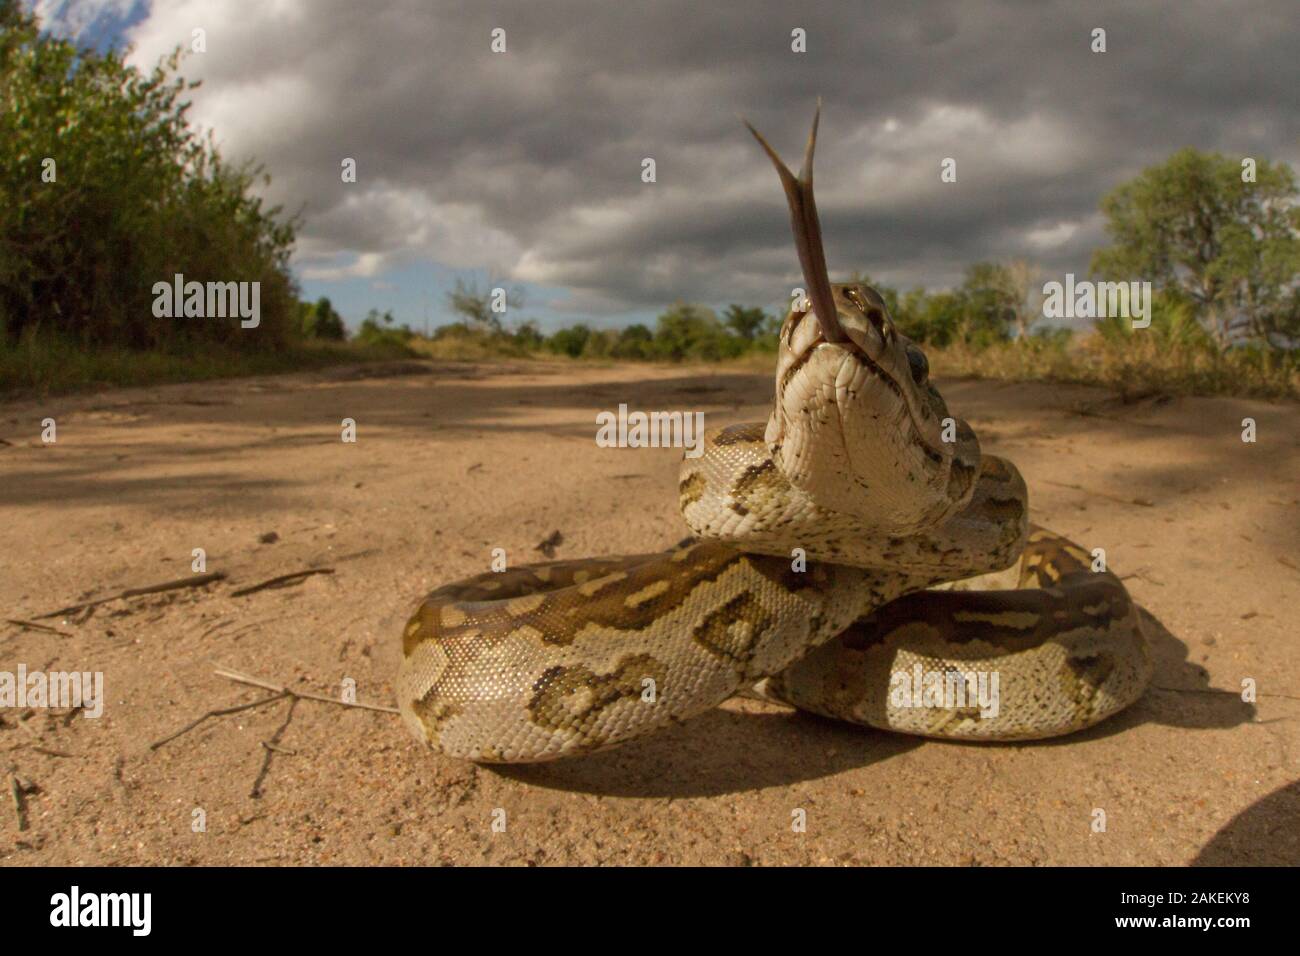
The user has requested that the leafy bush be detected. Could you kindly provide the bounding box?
[353,308,416,349]
[611,323,653,359]
[649,303,747,361]
[1091,147,1300,349]
[1091,291,1215,351]
[300,297,347,340]
[546,323,591,358]
[404,320,539,360]
[0,1,298,352]
[513,320,545,350]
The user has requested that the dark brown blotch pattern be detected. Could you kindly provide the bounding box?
[730,459,783,517]
[838,530,1130,655]
[678,471,707,509]
[691,591,774,666]
[526,653,668,741]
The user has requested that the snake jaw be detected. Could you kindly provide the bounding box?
[813,310,848,345]
[769,281,981,529]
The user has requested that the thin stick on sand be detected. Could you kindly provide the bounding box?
[228,569,334,598]
[35,572,228,620]
[9,774,28,832]
[149,691,291,751]
[213,667,398,714]
[149,667,398,760]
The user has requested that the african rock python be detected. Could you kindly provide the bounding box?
[396,108,1151,762]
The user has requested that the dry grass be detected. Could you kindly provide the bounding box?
[404,332,537,362]
[6,324,1294,402]
[928,335,1299,401]
[0,335,415,399]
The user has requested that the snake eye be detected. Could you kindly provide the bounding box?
[905,344,929,385]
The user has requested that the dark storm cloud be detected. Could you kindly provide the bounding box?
[126,0,1300,315]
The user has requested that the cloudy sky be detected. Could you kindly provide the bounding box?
[29,0,1300,331]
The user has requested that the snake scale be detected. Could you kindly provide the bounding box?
[397,107,1152,763]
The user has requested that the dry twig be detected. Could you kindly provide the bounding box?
[149,691,290,751]
[9,773,27,831]
[213,667,398,714]
[4,618,72,636]
[30,746,76,759]
[250,698,299,798]
[35,572,228,620]
[149,668,397,760]
[229,568,334,597]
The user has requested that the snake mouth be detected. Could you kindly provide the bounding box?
[783,324,956,470]
[839,343,955,465]
[810,302,848,344]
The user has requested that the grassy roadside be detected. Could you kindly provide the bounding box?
[699,341,1298,401]
[4,328,1296,403]
[402,323,1299,401]
[0,336,418,400]
[925,338,1300,401]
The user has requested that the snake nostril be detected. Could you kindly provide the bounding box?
[905,345,929,385]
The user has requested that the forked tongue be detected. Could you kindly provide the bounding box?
[743,101,847,344]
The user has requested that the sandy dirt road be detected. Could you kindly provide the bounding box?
[0,359,1296,865]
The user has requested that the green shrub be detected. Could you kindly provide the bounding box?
[301,297,347,341]
[611,323,653,359]
[0,1,298,352]
[547,324,592,358]
[650,304,746,361]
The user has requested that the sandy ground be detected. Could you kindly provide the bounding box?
[0,359,1296,866]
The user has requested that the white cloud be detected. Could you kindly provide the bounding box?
[844,105,1085,210]
[1025,220,1080,250]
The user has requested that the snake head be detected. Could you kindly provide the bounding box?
[747,106,980,531]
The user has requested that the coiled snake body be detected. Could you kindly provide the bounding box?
[397,109,1151,763]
